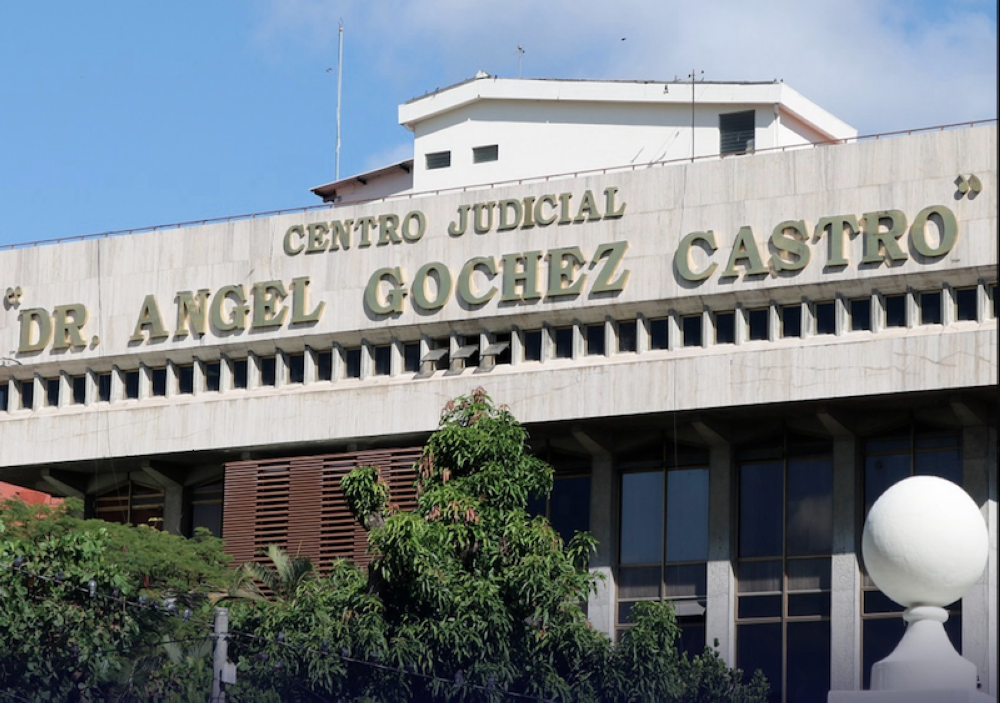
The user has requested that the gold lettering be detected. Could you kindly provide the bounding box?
[814,215,859,268]
[175,290,210,338]
[290,277,325,324]
[909,205,958,258]
[411,262,452,311]
[377,213,401,245]
[591,242,631,293]
[573,190,602,223]
[17,308,52,353]
[769,220,810,273]
[364,267,407,315]
[457,256,498,306]
[862,210,908,264]
[674,231,718,282]
[252,281,289,329]
[546,247,587,297]
[306,222,330,253]
[210,285,248,332]
[283,225,305,256]
[501,251,543,302]
[130,295,169,343]
[721,227,768,278]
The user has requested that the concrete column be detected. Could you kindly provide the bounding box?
[829,432,861,692]
[634,313,649,353]
[734,304,746,346]
[960,425,995,695]
[219,356,233,393]
[705,441,735,665]
[510,326,524,366]
[603,317,614,357]
[110,366,123,403]
[667,310,680,351]
[579,432,616,640]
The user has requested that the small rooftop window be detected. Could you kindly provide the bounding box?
[720,110,755,155]
[473,144,499,163]
[425,151,451,170]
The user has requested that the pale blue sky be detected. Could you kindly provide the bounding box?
[0,0,995,247]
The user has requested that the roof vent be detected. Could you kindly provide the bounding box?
[475,70,490,79]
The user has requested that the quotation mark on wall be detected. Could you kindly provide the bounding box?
[955,174,982,199]
[4,286,23,309]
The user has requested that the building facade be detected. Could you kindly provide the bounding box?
[0,79,995,702]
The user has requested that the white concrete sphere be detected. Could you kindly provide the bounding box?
[862,476,988,608]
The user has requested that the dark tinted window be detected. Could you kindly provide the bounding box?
[586,324,605,356]
[231,359,248,389]
[884,294,906,327]
[403,343,420,373]
[345,348,362,378]
[554,327,574,359]
[747,308,769,341]
[815,301,836,335]
[850,298,871,331]
[426,151,451,169]
[954,288,977,321]
[682,315,702,347]
[0,383,8,412]
[720,110,755,155]
[287,353,305,384]
[473,144,498,163]
[20,380,34,409]
[204,362,221,392]
[259,356,277,386]
[782,305,802,338]
[524,330,542,361]
[374,345,392,376]
[919,291,942,324]
[316,351,333,381]
[715,311,735,344]
[177,365,194,395]
[649,318,668,350]
[493,332,512,365]
[618,320,638,352]
[124,370,140,399]
[151,368,167,397]
[71,375,86,404]
[46,378,59,406]
[98,372,112,402]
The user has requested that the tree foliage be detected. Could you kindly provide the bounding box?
[228,388,769,702]
[0,498,230,701]
[0,391,767,701]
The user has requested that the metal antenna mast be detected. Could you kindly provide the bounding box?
[336,20,344,181]
[688,69,703,162]
[517,45,525,78]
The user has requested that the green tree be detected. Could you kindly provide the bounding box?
[0,498,229,701]
[229,389,768,702]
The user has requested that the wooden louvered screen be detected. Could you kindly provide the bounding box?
[222,447,422,572]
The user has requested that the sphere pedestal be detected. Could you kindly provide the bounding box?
[827,477,994,703]
[870,606,975,691]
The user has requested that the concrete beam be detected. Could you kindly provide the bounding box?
[40,469,84,499]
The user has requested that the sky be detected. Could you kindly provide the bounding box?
[0,0,996,248]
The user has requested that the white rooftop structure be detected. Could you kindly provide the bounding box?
[312,75,857,204]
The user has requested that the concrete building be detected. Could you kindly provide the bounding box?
[0,76,995,703]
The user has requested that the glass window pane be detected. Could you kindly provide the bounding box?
[204,362,220,392]
[72,375,86,404]
[787,458,833,555]
[287,353,305,383]
[345,348,362,378]
[738,560,782,593]
[618,320,638,352]
[782,304,802,338]
[524,330,542,361]
[738,622,782,703]
[914,447,961,486]
[549,475,590,544]
[402,343,420,373]
[863,618,904,689]
[665,468,708,562]
[314,351,332,380]
[787,592,831,617]
[865,453,910,513]
[664,564,706,599]
[555,327,574,358]
[850,298,871,331]
[748,308,769,340]
[885,294,906,327]
[786,558,831,591]
[374,345,392,375]
[585,325,605,356]
[955,288,977,321]
[815,301,836,335]
[46,378,59,406]
[787,621,830,703]
[682,315,702,347]
[98,372,113,401]
[715,311,735,344]
[649,318,668,350]
[151,367,167,396]
[177,365,194,394]
[739,462,783,557]
[863,590,905,615]
[259,356,276,386]
[677,616,706,659]
[125,370,140,398]
[620,472,664,564]
[920,291,942,324]
[618,566,661,599]
[738,594,782,619]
